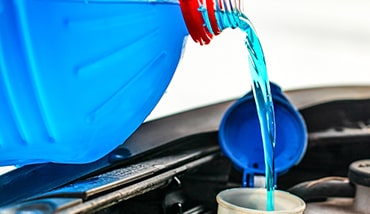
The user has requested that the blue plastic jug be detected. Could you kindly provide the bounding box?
[0,0,188,165]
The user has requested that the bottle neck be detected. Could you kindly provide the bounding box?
[180,0,246,45]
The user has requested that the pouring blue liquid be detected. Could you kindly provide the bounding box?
[240,15,276,211]
[180,0,276,209]
[245,25,276,211]
[201,6,277,211]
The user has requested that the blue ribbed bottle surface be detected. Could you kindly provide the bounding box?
[0,0,188,165]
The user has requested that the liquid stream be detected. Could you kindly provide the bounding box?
[205,7,277,211]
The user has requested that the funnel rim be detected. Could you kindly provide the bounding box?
[216,188,306,213]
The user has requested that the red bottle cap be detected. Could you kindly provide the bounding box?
[179,0,221,45]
